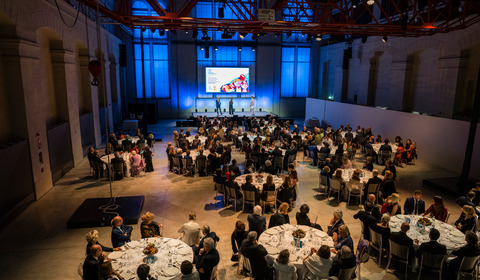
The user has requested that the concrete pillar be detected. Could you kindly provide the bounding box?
[437,56,461,118]
[390,60,407,111]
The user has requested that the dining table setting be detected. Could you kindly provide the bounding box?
[235,172,284,192]
[100,152,132,177]
[109,237,193,280]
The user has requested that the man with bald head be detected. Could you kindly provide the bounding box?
[111,216,133,248]
[83,244,105,280]
[364,194,382,221]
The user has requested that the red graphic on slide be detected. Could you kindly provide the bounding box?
[221,74,249,92]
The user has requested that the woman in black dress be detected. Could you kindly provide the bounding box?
[371,214,391,250]
[143,146,154,172]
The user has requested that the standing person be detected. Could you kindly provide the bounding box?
[178,212,201,246]
[250,97,255,116]
[215,98,222,116]
[229,98,234,115]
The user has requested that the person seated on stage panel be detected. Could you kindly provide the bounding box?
[445,231,480,279]
[111,216,133,248]
[403,190,426,215]
[296,204,322,230]
[248,205,267,237]
[332,225,354,253]
[86,230,121,256]
[130,150,143,176]
[423,196,449,222]
[181,260,200,280]
[264,160,276,175]
[372,214,392,250]
[329,246,356,278]
[194,225,220,257]
[196,238,220,280]
[386,193,401,216]
[363,156,374,172]
[83,244,106,280]
[341,156,353,169]
[242,174,260,206]
[380,170,396,200]
[414,228,447,259]
[454,205,477,233]
[143,146,154,173]
[140,212,163,238]
[327,209,345,237]
[273,249,297,280]
[230,220,248,262]
[354,202,377,240]
[303,245,332,279]
[229,159,241,177]
[178,212,201,247]
[240,232,268,280]
[269,202,290,228]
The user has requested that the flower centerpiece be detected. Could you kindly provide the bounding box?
[143,243,158,264]
[417,217,432,227]
[292,228,306,248]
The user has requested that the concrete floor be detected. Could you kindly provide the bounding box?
[0,120,465,280]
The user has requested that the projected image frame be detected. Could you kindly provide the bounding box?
[197,65,255,98]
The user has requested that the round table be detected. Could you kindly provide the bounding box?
[389,215,466,252]
[186,135,207,145]
[235,173,283,192]
[101,153,132,177]
[259,224,334,268]
[372,143,398,153]
[117,136,140,146]
[109,237,194,280]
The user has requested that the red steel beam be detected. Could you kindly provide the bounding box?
[144,0,166,16]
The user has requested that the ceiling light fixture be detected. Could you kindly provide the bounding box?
[382,36,388,43]
[239,33,247,39]
[367,0,374,5]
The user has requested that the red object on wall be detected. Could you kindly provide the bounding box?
[88,60,102,86]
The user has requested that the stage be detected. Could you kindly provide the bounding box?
[191,111,275,118]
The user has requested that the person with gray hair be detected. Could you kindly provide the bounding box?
[265,160,277,175]
[248,205,267,238]
[327,209,345,237]
[241,231,268,280]
[194,225,220,257]
[196,237,220,280]
[274,249,297,280]
[330,246,356,277]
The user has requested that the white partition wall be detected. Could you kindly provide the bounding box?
[305,98,480,178]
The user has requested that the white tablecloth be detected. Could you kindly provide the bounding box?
[372,143,398,153]
[181,149,211,162]
[235,173,283,192]
[316,144,338,155]
[341,168,376,185]
[186,135,207,145]
[110,237,193,280]
[100,153,132,177]
[117,136,140,146]
[259,224,334,266]
[389,215,465,253]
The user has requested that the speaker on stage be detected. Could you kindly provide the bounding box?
[205,109,207,112]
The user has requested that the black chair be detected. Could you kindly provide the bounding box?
[385,240,410,280]
[111,161,126,180]
[273,156,283,173]
[196,158,206,176]
[417,252,445,280]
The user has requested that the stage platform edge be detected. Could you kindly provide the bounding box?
[191,111,275,118]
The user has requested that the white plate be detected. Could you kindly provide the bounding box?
[178,247,192,255]
[162,267,179,276]
[127,240,140,248]
[108,251,124,259]
[265,247,280,255]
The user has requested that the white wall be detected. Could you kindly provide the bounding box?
[305,98,480,179]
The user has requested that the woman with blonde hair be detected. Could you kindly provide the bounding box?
[332,225,353,252]
[372,214,391,250]
[140,212,163,238]
[387,193,401,216]
[455,205,477,233]
[85,230,121,255]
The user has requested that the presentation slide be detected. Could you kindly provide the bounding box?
[206,67,250,93]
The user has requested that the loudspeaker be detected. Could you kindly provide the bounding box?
[119,44,126,67]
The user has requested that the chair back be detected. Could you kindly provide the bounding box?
[224,185,232,198]
[458,255,480,272]
[172,157,181,168]
[185,158,193,168]
[330,178,342,191]
[273,156,283,169]
[389,240,410,260]
[210,264,218,280]
[367,183,379,194]
[287,154,296,164]
[265,190,276,203]
[112,161,124,172]
[243,256,253,276]
[244,190,256,203]
[274,265,297,280]
[365,147,374,157]
[320,174,329,187]
[337,266,356,280]
[348,180,361,194]
[196,158,206,169]
[369,228,382,249]
[137,142,146,150]
[420,252,445,269]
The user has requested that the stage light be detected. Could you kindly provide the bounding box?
[200,46,204,51]
[382,36,388,43]
[306,34,312,41]
[218,6,224,18]
[239,33,247,39]
[192,30,199,39]
[238,46,242,52]
[150,27,156,34]
[315,34,322,41]
[202,30,211,41]
[252,47,255,52]
[214,46,218,51]
[352,0,359,8]
[159,29,165,36]
[221,31,233,39]
[185,30,189,34]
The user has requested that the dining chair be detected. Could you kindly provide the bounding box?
[337,265,356,280]
[417,252,445,280]
[214,182,225,208]
[385,240,410,280]
[328,178,342,201]
[243,190,256,213]
[347,181,362,205]
[457,255,480,280]
[243,256,253,280]
[224,186,237,212]
[445,212,451,223]
[261,190,276,214]
[210,264,218,280]
[273,265,297,280]
[369,228,387,266]
[366,183,380,203]
[318,174,330,199]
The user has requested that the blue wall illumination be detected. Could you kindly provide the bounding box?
[281,47,311,98]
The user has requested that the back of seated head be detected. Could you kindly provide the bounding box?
[245,174,252,182]
[323,142,329,148]
[364,202,374,212]
[319,245,331,259]
[467,191,476,200]
[253,205,262,215]
[300,204,310,214]
[137,264,150,280]
[288,163,295,170]
[265,160,272,166]
[400,222,410,233]
[429,228,440,241]
[465,231,478,245]
[188,212,196,221]
[202,225,211,235]
[186,150,190,155]
[247,231,257,242]
[232,159,237,165]
[384,139,389,144]
[181,260,193,275]
[372,169,379,177]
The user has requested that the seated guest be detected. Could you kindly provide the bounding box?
[196,238,220,280]
[445,231,480,279]
[330,169,344,194]
[363,156,374,172]
[130,150,143,176]
[403,190,425,215]
[111,216,133,248]
[143,147,154,172]
[303,245,332,279]
[248,205,267,237]
[472,182,480,205]
[261,175,276,212]
[321,166,332,180]
[226,174,243,203]
[86,230,121,255]
[240,232,268,280]
[231,220,248,261]
[229,159,241,177]
[380,170,396,200]
[332,225,353,252]
[213,168,227,185]
[415,228,446,259]
[111,152,127,180]
[363,169,382,201]
[105,143,114,155]
[296,204,322,230]
[83,244,105,280]
[424,196,449,222]
[178,212,201,246]
[242,174,260,203]
[329,246,356,278]
[129,143,140,154]
[365,194,382,221]
[394,142,405,165]
[387,193,401,216]
[92,151,106,177]
[181,260,200,280]
[341,157,352,169]
[207,148,218,174]
[140,212,163,238]
[99,261,123,280]
[194,225,220,257]
[264,160,276,175]
[389,222,414,259]
[353,202,377,240]
[327,209,345,237]
[269,202,290,228]
[371,214,391,250]
[244,159,256,174]
[455,191,480,216]
[277,176,295,206]
[273,249,297,280]
[455,205,477,233]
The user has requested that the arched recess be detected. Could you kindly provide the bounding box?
[453,43,480,120]
[369,51,393,108]
[36,27,74,184]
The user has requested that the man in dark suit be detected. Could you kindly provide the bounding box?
[242,175,260,205]
[196,238,220,280]
[404,190,426,215]
[229,159,241,177]
[92,151,106,178]
[446,231,480,279]
[194,225,220,257]
[379,139,392,152]
[283,142,297,170]
[248,205,267,238]
[456,191,480,216]
[111,152,127,180]
[264,160,276,175]
[240,232,268,280]
[390,222,414,262]
[354,202,377,240]
[271,145,283,157]
[363,194,382,221]
[87,147,96,162]
[83,244,104,280]
[268,202,290,228]
[111,216,133,248]
[318,142,331,156]
[415,228,446,259]
[121,138,132,151]
[196,149,207,176]
[363,170,382,201]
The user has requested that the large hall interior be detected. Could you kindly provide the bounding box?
[1,0,480,280]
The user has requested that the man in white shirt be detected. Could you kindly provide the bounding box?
[178,212,201,246]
